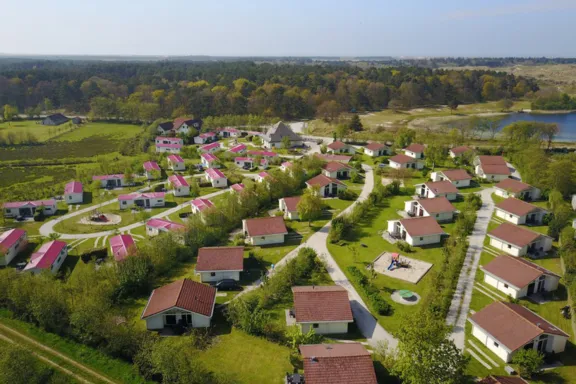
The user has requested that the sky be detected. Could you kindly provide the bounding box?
[2,0,576,57]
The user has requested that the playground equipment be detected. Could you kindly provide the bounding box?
[89,210,109,223]
[387,253,400,270]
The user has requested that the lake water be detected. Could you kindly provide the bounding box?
[496,112,576,142]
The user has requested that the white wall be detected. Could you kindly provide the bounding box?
[145,310,212,330]
[483,173,509,182]
[209,176,227,188]
[406,233,441,247]
[551,335,568,354]
[431,211,454,222]
[387,220,399,234]
[545,275,560,292]
[472,325,512,362]
[248,233,285,246]
[452,179,471,188]
[146,226,160,237]
[496,209,522,225]
[199,271,240,283]
[300,322,349,335]
[170,162,186,171]
[173,186,190,197]
[489,238,525,257]
[495,188,512,198]
[388,161,402,169]
[65,192,83,204]
[0,234,27,266]
[484,274,522,298]
[404,150,422,159]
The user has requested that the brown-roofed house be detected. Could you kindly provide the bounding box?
[364,142,390,157]
[279,196,302,220]
[449,146,473,158]
[306,174,347,197]
[296,343,377,384]
[196,247,244,283]
[474,155,511,181]
[488,222,553,257]
[404,197,457,222]
[403,143,425,159]
[387,216,445,246]
[481,255,560,299]
[430,169,473,188]
[242,216,288,246]
[141,279,216,330]
[480,376,529,384]
[469,301,569,362]
[322,161,355,179]
[327,140,355,154]
[290,286,353,334]
[388,153,424,170]
[495,198,548,225]
[495,179,541,201]
[416,180,459,200]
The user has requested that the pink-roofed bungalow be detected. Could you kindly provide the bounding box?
[280,161,293,172]
[194,132,217,145]
[218,127,241,138]
[256,171,272,183]
[0,229,27,266]
[191,198,215,216]
[118,192,166,210]
[92,174,128,189]
[167,154,185,171]
[64,181,83,204]
[143,161,161,179]
[168,175,190,197]
[201,153,220,169]
[199,142,221,154]
[230,183,245,193]
[204,168,227,188]
[3,200,57,218]
[23,240,68,274]
[146,218,185,238]
[155,137,183,154]
[109,235,136,262]
[228,143,247,154]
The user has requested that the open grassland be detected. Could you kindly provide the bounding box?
[0,120,66,142]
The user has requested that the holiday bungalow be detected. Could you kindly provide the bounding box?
[495,198,548,225]
[168,175,190,197]
[404,197,457,222]
[469,301,569,362]
[234,157,268,169]
[156,122,174,133]
[279,196,301,220]
[155,137,183,153]
[488,223,553,257]
[316,154,352,163]
[194,132,217,145]
[449,146,473,158]
[364,142,390,157]
[172,117,202,135]
[481,255,560,299]
[255,171,272,183]
[306,174,347,198]
[42,113,69,126]
[199,142,221,154]
[167,154,185,171]
[290,286,353,334]
[228,143,247,155]
[196,246,244,283]
[280,161,293,172]
[204,168,227,188]
[64,181,83,204]
[416,181,459,201]
[388,154,424,170]
[141,279,216,330]
[218,127,241,138]
[191,198,215,216]
[327,140,355,154]
[109,234,136,262]
[474,156,511,181]
[3,200,57,218]
[403,143,426,159]
[262,121,302,149]
[430,169,472,188]
[143,161,161,179]
[242,216,288,246]
[0,229,27,266]
[322,161,355,179]
[387,216,445,246]
[146,218,185,238]
[229,183,245,193]
[92,174,128,189]
[200,153,220,168]
[23,240,68,274]
[118,192,165,210]
[494,179,541,201]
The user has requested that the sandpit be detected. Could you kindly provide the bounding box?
[79,213,122,226]
[373,252,433,284]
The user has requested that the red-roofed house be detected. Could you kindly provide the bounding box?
[242,216,288,245]
[109,234,136,262]
[191,198,215,215]
[118,192,165,209]
[404,197,457,222]
[279,196,301,220]
[141,279,216,330]
[327,140,355,154]
[200,153,220,168]
[168,174,190,197]
[364,142,390,157]
[430,169,473,188]
[280,161,293,172]
[305,174,347,197]
[155,136,183,153]
[0,229,27,266]
[146,218,185,238]
[322,161,354,179]
[495,198,548,225]
[290,286,353,334]
[92,174,128,189]
[218,127,241,138]
[23,240,68,274]
[228,143,247,154]
[204,168,227,188]
[255,171,271,183]
[64,181,83,204]
[199,141,222,154]
[449,146,473,158]
[488,223,553,257]
[495,179,541,201]
[3,200,57,218]
[196,246,244,282]
[416,181,459,201]
[387,216,445,246]
[143,161,161,179]
[388,153,424,170]
[474,156,511,181]
[403,143,425,159]
[194,132,217,145]
[167,154,185,171]
[229,183,245,193]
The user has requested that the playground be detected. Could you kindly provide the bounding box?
[78,210,122,226]
[372,252,433,284]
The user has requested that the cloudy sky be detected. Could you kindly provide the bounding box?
[2,0,576,56]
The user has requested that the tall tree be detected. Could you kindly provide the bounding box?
[297,186,323,226]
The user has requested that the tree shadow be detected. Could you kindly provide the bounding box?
[83,191,93,205]
[209,308,232,336]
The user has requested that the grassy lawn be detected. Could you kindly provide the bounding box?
[0,120,67,142]
[53,122,143,143]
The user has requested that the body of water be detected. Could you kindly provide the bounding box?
[496,112,576,142]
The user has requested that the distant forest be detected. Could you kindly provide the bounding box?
[401,57,576,69]
[0,60,538,121]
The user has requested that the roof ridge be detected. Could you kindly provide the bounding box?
[498,301,544,335]
[511,256,553,275]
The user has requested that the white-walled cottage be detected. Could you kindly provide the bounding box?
[322,161,354,179]
[199,142,221,154]
[495,198,548,225]
[23,240,67,274]
[449,146,473,158]
[327,141,355,154]
[64,181,83,204]
[387,216,445,246]
[167,154,186,171]
[279,196,301,220]
[191,198,215,216]
[242,216,288,246]
[204,168,227,188]
[3,199,57,218]
[155,136,183,153]
[290,286,353,334]
[388,154,424,170]
[364,142,390,157]
[404,197,456,222]
[0,229,27,266]
[305,174,347,197]
[109,234,136,262]
[143,161,161,179]
[194,132,217,145]
[196,246,244,283]
[430,169,472,188]
[92,174,128,189]
[146,218,186,238]
[168,175,190,197]
[416,181,459,201]
[403,143,425,159]
[474,156,511,181]
[200,153,220,168]
[262,121,302,149]
[494,179,541,201]
[118,192,165,210]
[228,143,247,155]
[488,223,553,257]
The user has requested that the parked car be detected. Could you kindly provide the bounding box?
[215,279,238,291]
[179,212,191,219]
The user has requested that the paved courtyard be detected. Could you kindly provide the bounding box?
[373,252,433,284]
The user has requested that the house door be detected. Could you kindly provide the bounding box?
[394,222,401,235]
[331,184,337,195]
[536,276,546,293]
[411,163,415,169]
[164,315,177,327]
[324,185,330,196]
[537,335,549,353]
[20,208,33,217]
[420,186,426,197]
[182,314,193,327]
[145,199,151,208]
[527,282,536,295]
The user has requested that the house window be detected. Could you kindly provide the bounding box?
[313,324,319,329]
[508,244,512,249]
[57,257,61,263]
[509,214,513,218]
[504,284,509,288]
[493,342,499,348]
[165,315,177,325]
[210,272,216,277]
[122,201,127,205]
[420,237,423,241]
[68,196,72,200]
[261,236,265,240]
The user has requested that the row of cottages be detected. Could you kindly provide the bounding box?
[234,157,268,169]
[23,240,68,274]
[290,286,353,334]
[470,301,568,363]
[327,140,356,154]
[305,174,347,198]
[196,246,244,283]
[92,174,128,189]
[404,197,457,222]
[416,180,459,201]
[146,218,185,238]
[0,229,28,266]
[387,216,445,246]
[118,192,166,210]
[3,199,57,218]
[168,175,190,196]
[109,234,136,262]
[228,143,247,155]
[481,255,560,299]
[64,181,83,204]
[242,216,288,246]
[364,142,391,157]
[287,343,377,384]
[194,132,218,145]
[475,155,511,181]
[262,121,302,149]
[204,168,227,188]
[167,154,185,171]
[157,117,202,135]
[495,198,548,225]
[155,136,183,154]
[488,222,553,257]
[449,145,473,158]
[279,196,301,220]
[143,161,161,179]
[199,141,221,154]
[200,153,220,168]
[430,169,472,188]
[494,178,541,201]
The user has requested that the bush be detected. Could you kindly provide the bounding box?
[232,233,245,246]
[512,348,543,378]
[329,220,345,243]
[153,183,165,192]
[464,193,482,211]
[347,266,392,315]
[396,241,413,253]
[338,189,358,201]
[421,168,429,178]
[350,171,361,183]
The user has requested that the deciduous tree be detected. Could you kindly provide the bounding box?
[297,186,323,226]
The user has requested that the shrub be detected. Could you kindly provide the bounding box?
[232,233,245,246]
[329,220,345,243]
[347,266,392,315]
[350,171,361,183]
[153,183,165,192]
[338,189,358,201]
[396,241,413,253]
[464,193,482,211]
[512,348,543,378]
[421,168,429,178]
